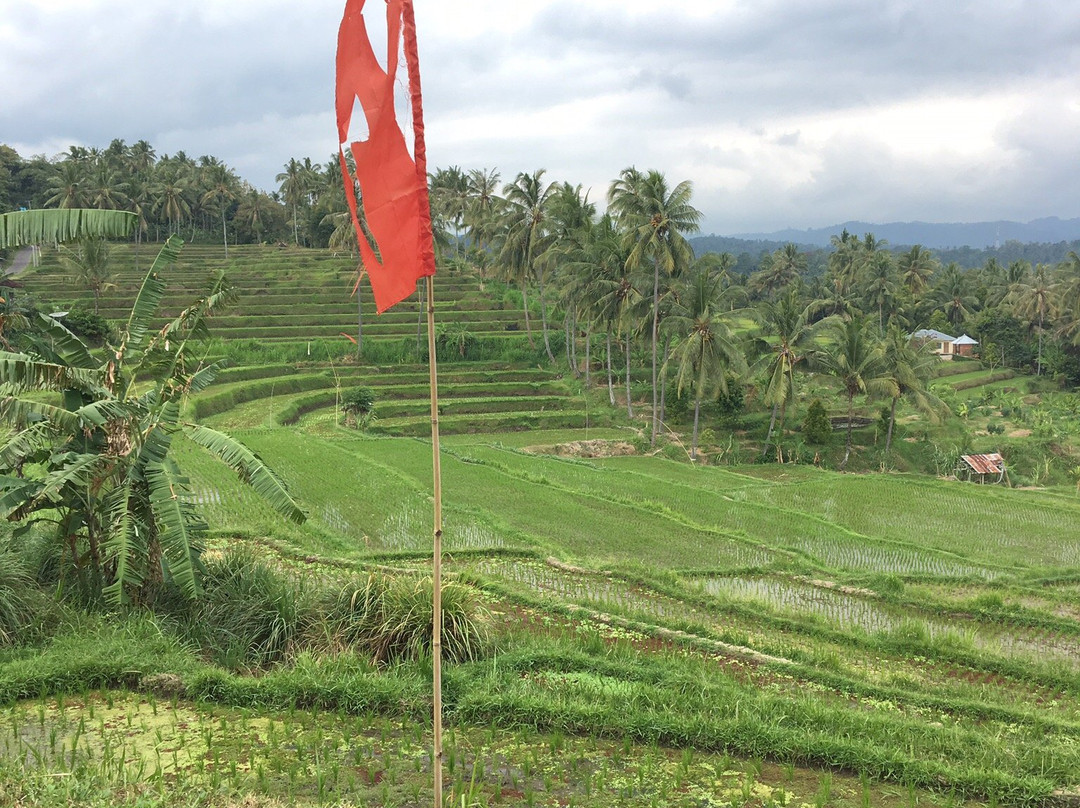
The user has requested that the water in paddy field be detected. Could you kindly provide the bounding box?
[378,500,504,552]
[477,559,711,624]
[700,576,1080,667]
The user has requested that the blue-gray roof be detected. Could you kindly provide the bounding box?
[911,328,956,342]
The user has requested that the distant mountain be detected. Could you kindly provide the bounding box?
[724,217,1080,250]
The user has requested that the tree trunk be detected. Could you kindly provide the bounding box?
[625,334,634,419]
[537,269,555,362]
[569,308,578,376]
[585,332,591,389]
[885,396,897,455]
[763,401,779,455]
[222,208,229,259]
[776,401,788,463]
[650,259,660,447]
[521,281,535,348]
[293,203,299,245]
[691,397,701,461]
[841,392,855,469]
[1037,312,1044,375]
[606,332,615,406]
[659,338,670,431]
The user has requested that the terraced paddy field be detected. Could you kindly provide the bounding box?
[125,420,1080,805]
[6,242,1080,806]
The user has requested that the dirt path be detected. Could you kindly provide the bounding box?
[3,246,35,276]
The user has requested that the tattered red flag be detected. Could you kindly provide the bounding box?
[336,0,437,313]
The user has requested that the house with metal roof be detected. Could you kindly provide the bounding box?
[911,329,979,358]
[952,334,978,356]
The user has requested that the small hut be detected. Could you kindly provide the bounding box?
[958,453,1008,485]
[953,334,978,357]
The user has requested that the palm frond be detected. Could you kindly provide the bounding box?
[0,209,136,249]
[36,313,98,370]
[0,421,56,470]
[185,361,226,396]
[146,458,203,600]
[182,424,305,524]
[0,395,129,434]
[114,235,183,370]
[0,351,105,395]
[103,474,148,605]
[0,477,44,520]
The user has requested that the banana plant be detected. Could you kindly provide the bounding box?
[0,235,305,606]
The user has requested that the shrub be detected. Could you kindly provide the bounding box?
[0,548,36,646]
[802,399,832,445]
[715,376,745,423]
[61,306,112,344]
[187,549,305,669]
[342,386,376,429]
[315,573,490,665]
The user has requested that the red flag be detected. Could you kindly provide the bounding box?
[336,0,437,313]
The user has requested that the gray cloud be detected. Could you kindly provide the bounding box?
[3,1,1080,233]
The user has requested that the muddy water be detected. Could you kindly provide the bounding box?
[700,576,1080,667]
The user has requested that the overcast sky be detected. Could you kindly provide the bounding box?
[3,0,1080,235]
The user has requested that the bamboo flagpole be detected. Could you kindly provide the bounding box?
[335,2,444,804]
[425,274,444,807]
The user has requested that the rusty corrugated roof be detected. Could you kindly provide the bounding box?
[961,453,1004,475]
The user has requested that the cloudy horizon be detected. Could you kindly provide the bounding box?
[3,0,1080,236]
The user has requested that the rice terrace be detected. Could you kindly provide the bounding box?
[6,4,1080,808]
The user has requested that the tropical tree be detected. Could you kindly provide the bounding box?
[464,168,501,270]
[60,237,115,314]
[0,235,305,607]
[859,249,901,331]
[897,245,938,303]
[932,263,978,328]
[826,229,861,299]
[277,158,310,245]
[608,168,700,447]
[1055,251,1080,344]
[750,243,804,300]
[880,325,947,455]
[751,290,823,456]
[813,316,896,469]
[152,164,193,237]
[201,162,239,257]
[1008,263,1054,374]
[499,170,558,362]
[44,162,89,209]
[666,267,746,459]
[86,163,130,211]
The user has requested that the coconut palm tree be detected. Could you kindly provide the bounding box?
[880,325,947,455]
[499,170,559,362]
[608,168,700,447]
[44,162,90,209]
[897,245,938,303]
[60,237,115,314]
[750,243,804,300]
[584,215,639,410]
[1009,263,1054,374]
[751,290,824,456]
[814,316,896,469]
[826,229,861,300]
[932,263,978,328]
[152,164,193,237]
[666,267,747,459]
[464,168,501,271]
[201,162,239,257]
[277,158,309,245]
[859,249,901,332]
